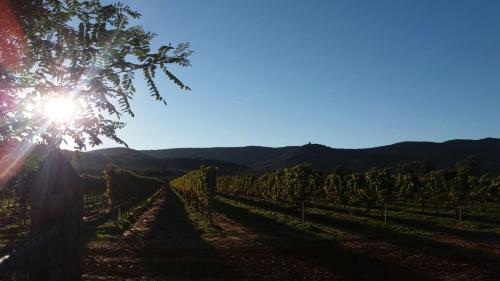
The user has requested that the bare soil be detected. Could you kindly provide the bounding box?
[81,189,500,280]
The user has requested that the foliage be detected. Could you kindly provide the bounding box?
[0,0,192,148]
[103,165,163,210]
[217,164,325,208]
[217,157,500,223]
[170,166,217,220]
[80,174,106,195]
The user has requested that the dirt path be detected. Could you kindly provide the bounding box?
[81,188,227,280]
[210,199,431,281]
[82,188,350,280]
[302,207,500,281]
[207,212,342,281]
[212,198,500,281]
[81,188,500,280]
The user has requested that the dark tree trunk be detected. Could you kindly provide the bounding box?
[29,147,83,281]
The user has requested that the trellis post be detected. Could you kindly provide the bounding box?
[206,166,217,225]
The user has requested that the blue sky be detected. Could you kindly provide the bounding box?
[95,0,500,150]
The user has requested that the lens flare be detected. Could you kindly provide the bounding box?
[44,98,77,123]
[0,0,28,72]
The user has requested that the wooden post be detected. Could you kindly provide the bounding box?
[301,200,305,224]
[384,202,388,224]
[206,167,216,225]
[29,147,83,281]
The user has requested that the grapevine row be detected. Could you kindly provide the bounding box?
[104,166,164,221]
[170,166,216,223]
[217,158,500,223]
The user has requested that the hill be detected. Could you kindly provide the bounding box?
[62,147,249,176]
[143,138,500,171]
[142,146,296,166]
[65,138,500,173]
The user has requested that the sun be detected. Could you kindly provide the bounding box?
[44,97,78,123]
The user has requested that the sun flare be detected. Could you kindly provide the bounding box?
[44,97,78,123]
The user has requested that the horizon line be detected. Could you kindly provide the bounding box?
[78,137,499,153]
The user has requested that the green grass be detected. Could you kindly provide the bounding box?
[307,205,436,238]
[387,209,500,231]
[216,196,344,240]
[217,195,499,245]
[94,221,122,240]
[316,200,500,230]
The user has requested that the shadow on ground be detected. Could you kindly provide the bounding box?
[224,196,500,269]
[135,187,229,280]
[215,198,433,281]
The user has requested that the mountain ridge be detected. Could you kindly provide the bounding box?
[142,137,500,171]
[67,138,500,173]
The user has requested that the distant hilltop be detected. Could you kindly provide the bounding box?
[65,138,500,173]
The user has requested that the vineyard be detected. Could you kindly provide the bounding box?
[3,0,500,279]
[163,164,500,280]
[0,166,164,264]
[170,166,216,223]
[0,156,499,280]
[104,166,164,222]
[217,159,500,224]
